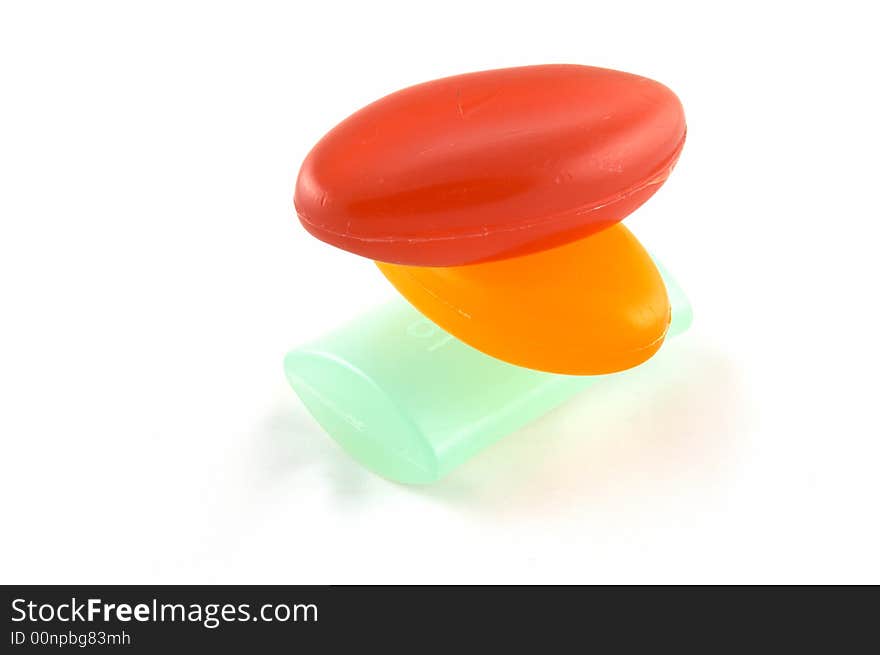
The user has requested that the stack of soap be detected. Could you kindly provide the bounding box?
[294,64,686,375]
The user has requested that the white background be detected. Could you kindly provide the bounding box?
[1,1,878,584]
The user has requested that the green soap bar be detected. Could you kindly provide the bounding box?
[284,262,692,484]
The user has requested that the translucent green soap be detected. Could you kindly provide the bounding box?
[284,263,692,484]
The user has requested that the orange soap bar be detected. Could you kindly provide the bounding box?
[377,223,671,375]
[295,64,685,266]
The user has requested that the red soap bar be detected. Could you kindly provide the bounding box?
[295,65,685,266]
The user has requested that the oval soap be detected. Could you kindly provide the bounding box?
[295,64,685,266]
[376,223,671,375]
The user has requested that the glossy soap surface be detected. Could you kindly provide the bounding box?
[377,223,671,375]
[284,268,691,484]
[295,64,686,266]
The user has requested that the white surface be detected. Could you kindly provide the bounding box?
[1,0,878,584]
